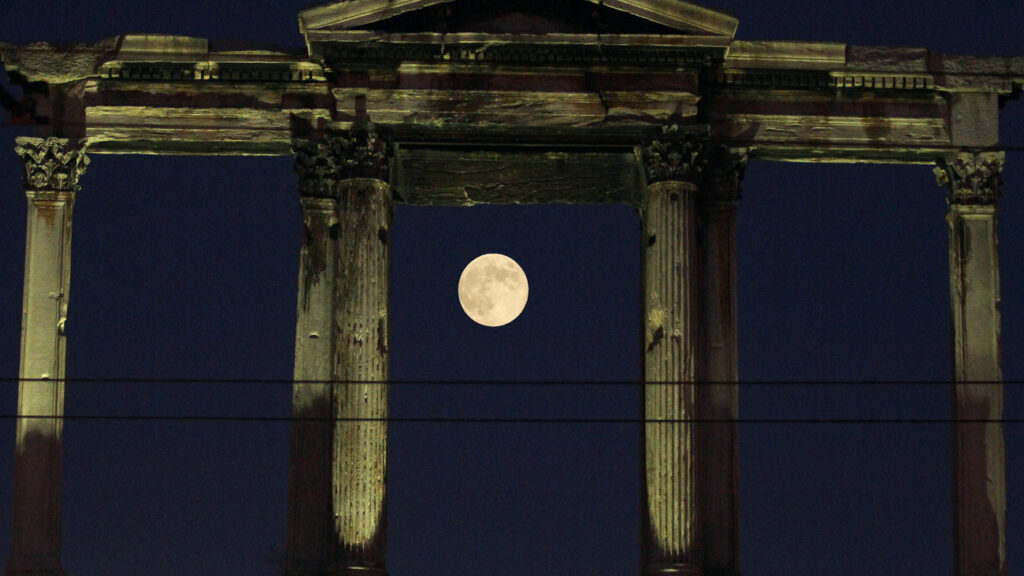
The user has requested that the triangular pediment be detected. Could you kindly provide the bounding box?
[299,0,737,38]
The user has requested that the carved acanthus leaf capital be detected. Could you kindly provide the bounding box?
[935,151,1004,206]
[15,137,89,195]
[292,129,392,197]
[642,126,709,185]
[293,139,340,198]
[327,129,391,181]
[701,145,749,204]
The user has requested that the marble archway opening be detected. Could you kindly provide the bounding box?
[387,202,642,576]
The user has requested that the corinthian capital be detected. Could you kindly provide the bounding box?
[293,128,391,197]
[293,139,340,198]
[642,125,709,185]
[15,137,89,195]
[331,129,390,181]
[701,145,749,204]
[934,151,1004,206]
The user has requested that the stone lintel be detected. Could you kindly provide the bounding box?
[84,104,332,157]
[709,114,949,161]
[332,87,699,129]
[394,147,643,206]
[747,145,951,165]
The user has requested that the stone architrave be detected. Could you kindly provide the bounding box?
[329,128,392,575]
[286,139,342,575]
[935,151,1006,576]
[6,137,88,576]
[697,145,746,576]
[640,126,707,576]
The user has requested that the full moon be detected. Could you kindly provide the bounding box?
[458,253,529,327]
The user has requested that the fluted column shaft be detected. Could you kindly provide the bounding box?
[6,137,88,576]
[697,146,746,576]
[287,130,392,576]
[332,175,390,574]
[286,137,339,574]
[936,151,1006,576]
[297,129,394,575]
[640,129,705,576]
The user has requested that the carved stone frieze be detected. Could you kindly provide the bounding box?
[293,129,392,197]
[321,42,715,67]
[700,145,749,204]
[934,151,1004,205]
[14,137,89,194]
[99,62,324,82]
[642,126,709,185]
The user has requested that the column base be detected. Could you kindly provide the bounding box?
[285,565,386,576]
[645,564,703,576]
[4,566,65,576]
[329,567,387,576]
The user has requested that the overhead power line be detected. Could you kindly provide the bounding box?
[0,414,1019,425]
[0,377,1017,386]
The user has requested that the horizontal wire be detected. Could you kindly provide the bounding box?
[0,377,1018,385]
[0,414,1018,424]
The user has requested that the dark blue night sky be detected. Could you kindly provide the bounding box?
[1,1,1023,575]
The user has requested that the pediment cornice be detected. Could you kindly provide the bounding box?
[299,0,738,38]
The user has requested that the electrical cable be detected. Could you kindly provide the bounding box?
[0,414,1018,424]
[0,377,1018,385]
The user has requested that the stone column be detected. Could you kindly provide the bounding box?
[935,151,1006,576]
[640,128,706,576]
[330,129,392,575]
[286,129,392,576]
[6,137,88,576]
[697,146,746,576]
[286,140,341,575]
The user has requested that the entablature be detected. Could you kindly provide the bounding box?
[716,40,1024,95]
[96,35,324,83]
[1,5,1021,164]
[2,35,325,85]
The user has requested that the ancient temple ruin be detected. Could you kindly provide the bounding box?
[2,0,1021,574]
